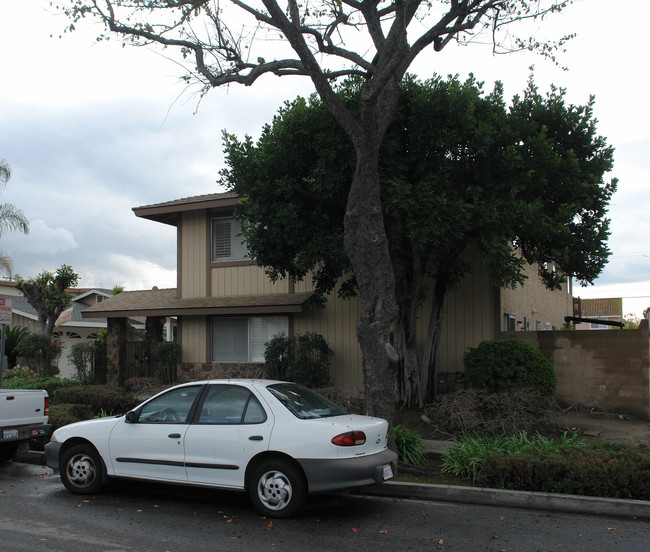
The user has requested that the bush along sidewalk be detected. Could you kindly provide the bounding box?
[441,432,650,501]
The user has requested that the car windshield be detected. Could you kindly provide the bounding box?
[267,383,348,420]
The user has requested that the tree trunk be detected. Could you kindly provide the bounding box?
[344,122,398,426]
[394,265,426,409]
[421,278,448,400]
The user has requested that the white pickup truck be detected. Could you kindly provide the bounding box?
[0,389,52,462]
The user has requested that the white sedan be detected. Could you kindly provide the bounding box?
[45,379,397,517]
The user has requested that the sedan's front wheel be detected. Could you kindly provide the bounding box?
[60,444,104,495]
[249,459,306,518]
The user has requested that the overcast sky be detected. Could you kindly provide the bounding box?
[0,0,648,318]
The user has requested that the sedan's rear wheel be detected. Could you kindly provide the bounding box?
[249,459,306,518]
[60,444,104,495]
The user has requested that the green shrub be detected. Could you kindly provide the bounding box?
[52,385,140,416]
[67,342,95,382]
[48,403,95,430]
[264,332,333,388]
[441,432,584,483]
[4,326,30,369]
[394,425,428,466]
[2,374,77,397]
[15,333,62,377]
[478,444,650,500]
[464,338,556,395]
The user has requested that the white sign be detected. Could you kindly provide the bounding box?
[0,297,12,325]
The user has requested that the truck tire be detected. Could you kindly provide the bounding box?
[0,443,19,463]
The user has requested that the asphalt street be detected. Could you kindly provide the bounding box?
[2,461,650,551]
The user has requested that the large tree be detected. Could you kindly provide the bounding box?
[221,75,616,407]
[15,265,80,335]
[0,159,29,277]
[59,0,574,422]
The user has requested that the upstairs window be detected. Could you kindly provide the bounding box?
[211,216,248,263]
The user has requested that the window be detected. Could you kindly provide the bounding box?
[138,385,201,424]
[267,383,347,420]
[211,217,248,263]
[198,385,266,424]
[211,316,288,363]
[504,314,516,331]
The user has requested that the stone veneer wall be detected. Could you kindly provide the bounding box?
[506,319,650,420]
[178,362,266,382]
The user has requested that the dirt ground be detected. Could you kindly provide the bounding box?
[562,411,650,447]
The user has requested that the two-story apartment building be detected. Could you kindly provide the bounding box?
[83,192,573,397]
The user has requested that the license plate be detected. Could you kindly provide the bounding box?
[2,428,19,440]
[382,464,394,481]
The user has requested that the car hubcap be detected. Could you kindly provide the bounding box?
[67,454,97,488]
[257,470,292,511]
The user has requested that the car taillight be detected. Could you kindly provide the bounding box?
[331,431,366,446]
[44,397,50,416]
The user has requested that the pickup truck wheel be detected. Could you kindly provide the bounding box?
[248,459,306,518]
[60,444,104,494]
[0,443,19,463]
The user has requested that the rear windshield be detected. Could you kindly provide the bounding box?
[267,383,348,420]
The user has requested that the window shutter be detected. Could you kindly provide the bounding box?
[212,220,231,260]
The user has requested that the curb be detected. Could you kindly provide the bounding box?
[356,481,650,520]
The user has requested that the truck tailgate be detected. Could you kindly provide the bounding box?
[1,389,49,427]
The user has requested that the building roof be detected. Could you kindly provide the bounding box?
[578,297,623,318]
[0,293,106,326]
[133,192,239,226]
[81,288,314,318]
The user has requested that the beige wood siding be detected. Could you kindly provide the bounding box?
[210,265,289,297]
[294,293,363,397]
[180,211,207,298]
[419,246,497,375]
[181,316,207,363]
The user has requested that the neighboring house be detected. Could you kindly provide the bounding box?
[0,281,149,379]
[572,297,624,330]
[82,192,573,398]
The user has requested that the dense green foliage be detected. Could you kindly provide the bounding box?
[394,425,429,466]
[67,342,95,382]
[14,264,79,335]
[48,403,95,430]
[263,332,334,388]
[464,339,557,395]
[478,444,650,500]
[222,75,615,407]
[15,334,63,377]
[2,374,77,397]
[52,385,139,416]
[441,431,583,483]
[3,325,30,369]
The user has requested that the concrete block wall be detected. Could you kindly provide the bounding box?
[509,319,650,420]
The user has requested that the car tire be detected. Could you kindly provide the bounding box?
[60,444,104,495]
[249,458,306,518]
[0,442,18,463]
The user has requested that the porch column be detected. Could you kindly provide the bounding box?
[106,318,128,387]
[145,316,165,343]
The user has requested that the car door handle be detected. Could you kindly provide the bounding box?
[168,433,181,439]
[249,435,264,441]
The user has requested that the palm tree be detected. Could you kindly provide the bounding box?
[0,159,29,277]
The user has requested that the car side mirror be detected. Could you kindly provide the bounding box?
[125,411,138,423]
